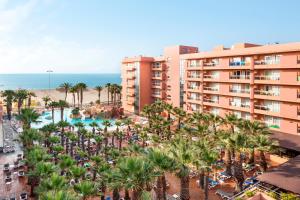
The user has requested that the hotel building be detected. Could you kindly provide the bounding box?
[121,45,198,114]
[121,42,300,135]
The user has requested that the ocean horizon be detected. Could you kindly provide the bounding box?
[0,73,121,90]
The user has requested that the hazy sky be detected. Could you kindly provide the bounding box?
[0,0,299,74]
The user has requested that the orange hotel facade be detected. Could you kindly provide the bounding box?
[121,42,300,137]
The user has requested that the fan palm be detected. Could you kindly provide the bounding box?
[42,96,51,108]
[14,89,28,114]
[1,90,15,120]
[105,83,111,104]
[70,166,86,183]
[58,154,75,175]
[40,123,58,148]
[74,181,97,200]
[19,128,40,149]
[57,120,70,147]
[94,85,103,104]
[17,108,40,129]
[75,82,87,108]
[168,137,192,200]
[39,190,77,200]
[57,100,69,122]
[27,91,36,108]
[48,101,58,123]
[69,86,77,107]
[59,82,72,101]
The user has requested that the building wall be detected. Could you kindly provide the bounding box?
[183,43,300,135]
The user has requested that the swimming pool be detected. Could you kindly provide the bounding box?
[32,108,115,129]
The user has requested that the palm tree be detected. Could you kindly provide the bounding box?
[255,134,277,172]
[70,166,86,183]
[173,107,186,130]
[1,90,15,120]
[14,89,28,114]
[94,85,103,104]
[57,100,69,122]
[74,122,85,147]
[58,82,72,101]
[102,120,112,149]
[69,86,77,107]
[116,157,157,200]
[27,91,36,108]
[48,101,58,123]
[76,83,87,108]
[37,172,67,195]
[74,181,97,200]
[168,137,192,200]
[57,120,70,147]
[89,121,98,135]
[105,83,111,105]
[19,128,40,149]
[58,154,75,176]
[17,108,40,129]
[39,190,77,200]
[42,96,51,108]
[147,148,175,200]
[40,123,57,148]
[192,140,218,200]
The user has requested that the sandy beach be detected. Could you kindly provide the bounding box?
[30,88,110,107]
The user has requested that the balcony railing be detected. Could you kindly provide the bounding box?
[187,86,200,90]
[229,61,250,66]
[187,97,201,101]
[189,64,200,68]
[229,75,250,80]
[203,99,218,103]
[203,74,218,79]
[229,89,250,94]
[254,75,280,81]
[254,60,280,65]
[127,74,136,79]
[126,66,135,71]
[230,101,250,108]
[187,74,201,78]
[203,62,217,67]
[254,90,279,96]
[254,104,269,111]
[203,87,218,91]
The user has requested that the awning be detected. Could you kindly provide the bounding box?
[257,155,300,194]
[271,131,300,152]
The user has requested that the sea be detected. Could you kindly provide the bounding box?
[0,73,121,90]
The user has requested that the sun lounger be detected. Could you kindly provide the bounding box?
[18,170,25,177]
[3,163,10,171]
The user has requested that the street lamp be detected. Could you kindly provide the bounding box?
[46,70,53,97]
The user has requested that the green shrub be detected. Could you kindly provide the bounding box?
[235,198,243,200]
[267,191,277,199]
[281,193,300,200]
[245,190,255,198]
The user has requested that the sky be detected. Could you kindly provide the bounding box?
[0,0,299,74]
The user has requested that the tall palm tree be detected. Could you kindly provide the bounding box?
[74,122,85,147]
[147,148,175,200]
[57,100,69,122]
[102,120,112,149]
[69,86,77,107]
[48,101,58,123]
[57,120,70,147]
[27,91,36,108]
[173,107,186,130]
[1,90,15,120]
[94,85,103,104]
[14,89,28,114]
[42,96,51,108]
[89,121,98,135]
[58,82,72,101]
[168,137,192,200]
[76,83,87,108]
[17,108,40,129]
[105,83,111,105]
[254,134,277,172]
[19,128,40,149]
[58,154,75,176]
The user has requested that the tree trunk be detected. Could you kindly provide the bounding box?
[119,137,122,150]
[156,176,164,200]
[248,148,255,164]
[232,152,244,192]
[112,189,120,200]
[87,138,91,156]
[162,174,167,200]
[204,175,209,200]
[124,189,130,200]
[60,107,64,122]
[132,189,142,200]
[260,150,267,172]
[224,149,232,176]
[180,175,190,200]
[52,108,55,123]
[65,91,67,101]
[199,170,205,189]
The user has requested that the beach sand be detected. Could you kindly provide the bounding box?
[30,88,110,107]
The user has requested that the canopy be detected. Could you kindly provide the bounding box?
[257,155,300,194]
[271,131,300,152]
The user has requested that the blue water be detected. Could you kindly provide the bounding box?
[0,73,121,90]
[31,108,115,129]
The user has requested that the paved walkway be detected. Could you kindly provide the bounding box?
[0,120,29,198]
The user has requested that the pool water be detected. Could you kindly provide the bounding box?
[32,108,115,129]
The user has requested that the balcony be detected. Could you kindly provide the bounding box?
[126,66,136,71]
[230,100,250,108]
[203,87,218,92]
[126,92,135,97]
[254,60,280,65]
[187,74,201,79]
[229,61,250,67]
[203,62,217,67]
[152,63,165,71]
[229,75,250,80]
[127,82,135,88]
[127,74,136,80]
[203,98,219,104]
[254,90,279,96]
[152,92,166,99]
[229,88,250,94]
[297,126,300,133]
[152,73,166,80]
[297,92,300,99]
[203,74,219,80]
[254,75,280,81]
[186,86,200,91]
[254,104,269,111]
[188,64,201,68]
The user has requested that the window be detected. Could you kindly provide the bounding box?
[265,116,280,129]
[265,101,280,112]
